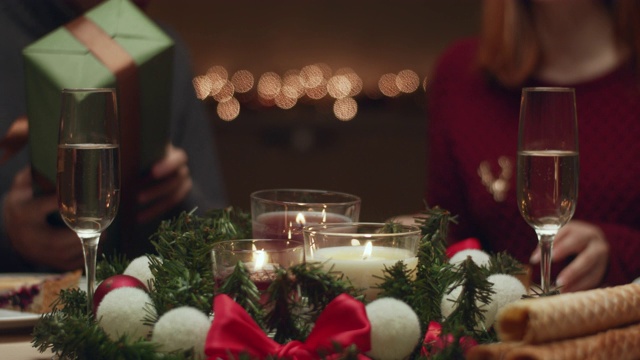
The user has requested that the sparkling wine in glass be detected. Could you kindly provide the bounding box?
[517,87,579,294]
[57,88,120,314]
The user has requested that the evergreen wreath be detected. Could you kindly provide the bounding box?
[32,206,525,360]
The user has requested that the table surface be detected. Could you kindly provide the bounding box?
[0,325,51,360]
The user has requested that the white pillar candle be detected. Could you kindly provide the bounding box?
[312,245,418,300]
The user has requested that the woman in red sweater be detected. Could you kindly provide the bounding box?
[426,0,640,292]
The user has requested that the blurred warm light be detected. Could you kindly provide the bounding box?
[212,80,235,102]
[275,92,297,109]
[317,63,333,79]
[396,69,420,93]
[193,63,425,121]
[333,97,357,121]
[327,75,352,99]
[335,67,362,97]
[258,95,276,107]
[422,76,429,92]
[192,75,212,100]
[379,73,400,97]
[283,72,305,99]
[257,72,282,100]
[231,70,254,93]
[305,82,328,100]
[217,97,240,121]
[300,65,324,88]
[207,65,228,82]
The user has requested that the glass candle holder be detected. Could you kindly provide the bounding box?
[251,189,361,242]
[303,222,421,300]
[211,239,304,303]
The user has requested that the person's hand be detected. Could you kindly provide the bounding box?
[136,144,192,223]
[529,220,609,293]
[3,167,84,271]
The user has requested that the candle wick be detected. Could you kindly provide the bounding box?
[362,253,369,261]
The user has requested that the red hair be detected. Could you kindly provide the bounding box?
[477,0,640,88]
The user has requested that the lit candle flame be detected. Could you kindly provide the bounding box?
[252,244,268,271]
[296,212,306,226]
[362,241,373,260]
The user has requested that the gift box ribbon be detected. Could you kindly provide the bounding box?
[205,293,371,360]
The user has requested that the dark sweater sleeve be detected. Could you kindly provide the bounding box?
[164,27,228,213]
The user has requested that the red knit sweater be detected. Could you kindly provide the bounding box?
[426,38,640,287]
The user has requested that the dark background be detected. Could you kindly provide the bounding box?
[145,1,481,221]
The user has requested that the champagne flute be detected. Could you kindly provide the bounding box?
[517,87,579,294]
[57,88,121,314]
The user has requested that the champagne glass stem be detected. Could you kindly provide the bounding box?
[79,234,100,315]
[537,233,555,294]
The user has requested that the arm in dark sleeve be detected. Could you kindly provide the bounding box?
[165,28,228,214]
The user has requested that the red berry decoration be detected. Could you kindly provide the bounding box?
[93,274,147,314]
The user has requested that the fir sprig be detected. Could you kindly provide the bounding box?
[414,204,457,244]
[289,262,360,317]
[488,251,526,276]
[148,207,251,317]
[263,267,303,342]
[442,257,494,334]
[96,252,130,281]
[218,261,265,325]
[32,289,182,360]
[410,229,452,325]
[375,261,415,303]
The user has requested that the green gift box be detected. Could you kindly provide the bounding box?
[23,0,174,196]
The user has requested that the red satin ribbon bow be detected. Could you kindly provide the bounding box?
[422,321,477,357]
[205,293,372,360]
[445,237,482,258]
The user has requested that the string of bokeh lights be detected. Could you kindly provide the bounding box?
[192,63,425,121]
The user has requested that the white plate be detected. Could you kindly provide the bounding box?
[0,309,41,330]
[0,273,86,330]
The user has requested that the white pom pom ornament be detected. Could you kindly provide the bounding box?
[96,287,156,341]
[124,256,159,290]
[365,297,421,360]
[487,274,527,311]
[449,249,491,268]
[152,306,211,359]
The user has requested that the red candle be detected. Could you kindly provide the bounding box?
[252,211,351,241]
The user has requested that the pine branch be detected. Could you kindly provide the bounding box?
[217,261,265,326]
[290,262,361,320]
[375,261,415,304]
[96,252,130,281]
[443,258,494,334]
[487,251,526,276]
[147,207,251,317]
[411,232,452,324]
[32,289,183,360]
[264,268,304,342]
[148,257,214,317]
[414,205,457,244]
